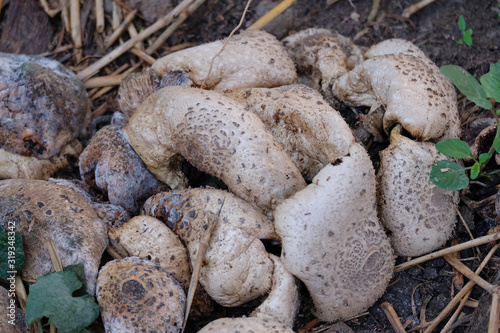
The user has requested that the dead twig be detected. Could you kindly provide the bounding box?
[402,0,436,18]
[90,61,142,100]
[105,9,138,49]
[367,0,380,22]
[248,0,297,30]
[70,0,82,62]
[40,0,60,17]
[381,302,406,333]
[96,0,105,32]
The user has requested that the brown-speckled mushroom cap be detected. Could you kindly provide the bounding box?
[0,179,107,294]
[364,38,428,59]
[274,143,394,321]
[198,317,295,333]
[151,30,297,90]
[79,125,168,214]
[332,53,459,141]
[0,53,90,159]
[96,257,186,333]
[377,128,459,256]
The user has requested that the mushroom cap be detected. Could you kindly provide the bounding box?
[0,179,108,294]
[332,53,460,141]
[96,257,185,333]
[198,317,295,333]
[143,188,275,307]
[275,143,394,321]
[377,128,459,256]
[251,254,300,327]
[223,84,355,180]
[0,139,82,180]
[152,30,297,90]
[125,86,306,212]
[364,38,428,59]
[108,215,191,289]
[79,125,168,213]
[0,53,90,159]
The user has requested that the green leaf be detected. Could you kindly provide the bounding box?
[463,28,473,46]
[479,153,492,165]
[0,228,25,280]
[480,63,500,102]
[440,65,492,109]
[430,160,469,190]
[458,15,466,31]
[494,137,500,154]
[63,265,87,297]
[435,138,472,158]
[26,268,99,333]
[470,161,480,179]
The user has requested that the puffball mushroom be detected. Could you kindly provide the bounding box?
[332,47,459,141]
[142,188,275,307]
[223,84,355,180]
[275,143,394,321]
[377,127,459,256]
[198,317,295,333]
[0,53,90,179]
[152,30,297,90]
[125,86,306,212]
[96,257,186,333]
[0,179,107,294]
[79,125,168,214]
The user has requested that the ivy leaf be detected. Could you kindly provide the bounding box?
[478,153,492,165]
[440,65,492,109]
[435,138,473,159]
[480,63,500,102]
[26,268,99,333]
[470,161,480,179]
[0,228,25,280]
[458,15,466,31]
[430,160,469,191]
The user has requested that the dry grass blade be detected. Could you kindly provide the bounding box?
[70,0,82,62]
[247,0,297,30]
[40,0,60,17]
[394,231,500,272]
[402,0,436,18]
[96,0,105,32]
[444,255,495,293]
[59,0,70,32]
[90,62,142,100]
[47,239,63,272]
[104,9,138,49]
[489,292,500,332]
[367,0,381,22]
[381,301,406,333]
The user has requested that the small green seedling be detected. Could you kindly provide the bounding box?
[457,15,473,46]
[430,63,500,190]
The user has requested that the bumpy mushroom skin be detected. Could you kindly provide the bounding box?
[364,38,428,59]
[108,215,191,289]
[79,125,168,214]
[282,28,363,93]
[152,30,297,90]
[332,53,459,141]
[0,53,90,158]
[0,179,107,294]
[96,257,185,333]
[143,188,275,307]
[223,84,354,180]
[378,128,459,256]
[275,143,394,321]
[251,254,300,327]
[198,317,295,333]
[0,139,82,179]
[125,86,306,212]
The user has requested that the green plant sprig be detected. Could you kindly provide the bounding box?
[430,63,500,191]
[457,15,473,46]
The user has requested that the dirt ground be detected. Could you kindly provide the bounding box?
[1,0,500,332]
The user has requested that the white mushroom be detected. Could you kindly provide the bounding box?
[125,86,306,212]
[96,257,185,333]
[152,30,297,90]
[377,127,459,256]
[198,317,295,333]
[274,143,394,321]
[143,188,275,307]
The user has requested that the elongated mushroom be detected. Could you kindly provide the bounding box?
[223,84,354,180]
[198,317,295,333]
[274,143,394,321]
[377,127,459,256]
[125,86,306,212]
[143,188,276,307]
[96,257,186,333]
[151,30,297,90]
[0,179,107,294]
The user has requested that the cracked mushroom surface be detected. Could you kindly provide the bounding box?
[0,179,107,294]
[198,317,295,333]
[79,125,168,214]
[96,257,186,333]
[378,128,459,256]
[151,30,297,90]
[125,86,306,212]
[223,84,355,180]
[143,188,276,307]
[275,143,394,321]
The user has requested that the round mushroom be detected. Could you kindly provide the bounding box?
[198,317,295,333]
[96,257,186,333]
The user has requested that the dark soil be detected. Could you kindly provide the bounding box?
[1,0,500,332]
